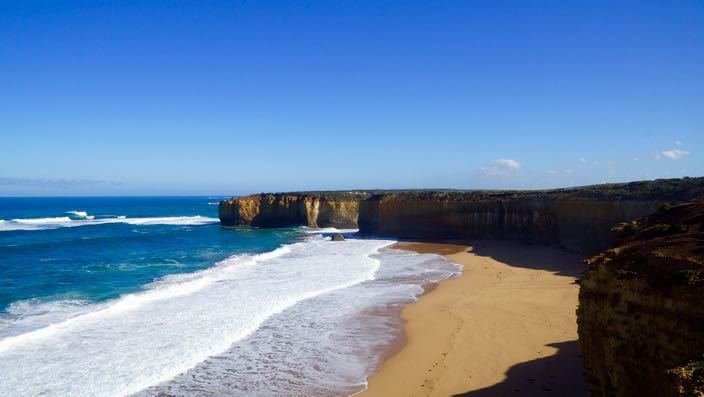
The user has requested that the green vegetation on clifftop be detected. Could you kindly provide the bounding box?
[237,177,704,203]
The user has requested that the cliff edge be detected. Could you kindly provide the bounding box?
[219,192,365,228]
[219,177,704,254]
[578,202,704,396]
[358,178,704,253]
[358,194,660,253]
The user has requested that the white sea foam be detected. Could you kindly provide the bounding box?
[142,244,461,396]
[14,216,72,224]
[0,298,102,339]
[301,226,360,234]
[66,210,89,218]
[0,215,219,231]
[206,202,220,205]
[0,217,73,231]
[0,237,403,396]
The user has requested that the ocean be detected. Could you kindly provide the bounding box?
[0,196,460,396]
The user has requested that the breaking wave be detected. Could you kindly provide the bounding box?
[0,214,219,232]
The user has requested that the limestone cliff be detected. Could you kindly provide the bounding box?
[577,202,704,396]
[219,193,362,228]
[358,195,661,253]
[219,177,704,254]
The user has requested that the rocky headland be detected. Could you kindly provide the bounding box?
[578,201,704,396]
[218,177,704,396]
[219,192,365,228]
[219,177,704,254]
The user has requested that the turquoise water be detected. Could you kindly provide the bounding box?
[0,197,298,324]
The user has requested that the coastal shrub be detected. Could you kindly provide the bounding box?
[671,269,702,285]
[638,224,671,238]
[667,359,704,396]
[673,223,689,234]
[612,220,640,237]
[263,177,704,203]
[659,202,673,212]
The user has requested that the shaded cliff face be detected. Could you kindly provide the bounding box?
[358,196,661,254]
[219,194,359,228]
[219,178,704,253]
[578,202,704,396]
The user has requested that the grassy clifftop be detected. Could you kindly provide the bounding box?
[587,201,704,287]
[245,177,704,203]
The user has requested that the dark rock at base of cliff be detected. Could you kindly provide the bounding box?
[331,233,346,241]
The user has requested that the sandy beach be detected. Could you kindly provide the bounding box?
[360,241,588,397]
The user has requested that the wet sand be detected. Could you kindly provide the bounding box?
[359,241,588,397]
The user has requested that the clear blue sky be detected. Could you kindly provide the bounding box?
[1,1,702,195]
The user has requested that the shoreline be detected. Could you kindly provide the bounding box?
[359,241,588,396]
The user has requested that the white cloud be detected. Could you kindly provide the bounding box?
[655,153,662,160]
[633,157,639,161]
[495,158,521,170]
[579,157,587,164]
[480,158,521,176]
[675,140,682,146]
[546,168,574,175]
[661,149,689,160]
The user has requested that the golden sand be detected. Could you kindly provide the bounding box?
[359,241,587,396]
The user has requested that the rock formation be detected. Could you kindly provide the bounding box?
[217,179,704,395]
[357,194,660,253]
[577,202,704,396]
[219,178,704,254]
[219,193,364,228]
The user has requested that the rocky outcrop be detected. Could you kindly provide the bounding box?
[577,202,704,396]
[357,178,704,253]
[219,193,363,228]
[358,195,662,253]
[219,178,704,254]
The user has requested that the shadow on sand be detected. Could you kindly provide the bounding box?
[466,241,587,278]
[455,340,587,397]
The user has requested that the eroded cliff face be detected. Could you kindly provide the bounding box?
[312,199,360,228]
[357,196,661,253]
[219,178,704,254]
[219,194,359,228]
[577,202,704,396]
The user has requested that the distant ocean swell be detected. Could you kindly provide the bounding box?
[0,211,218,231]
[0,233,460,396]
